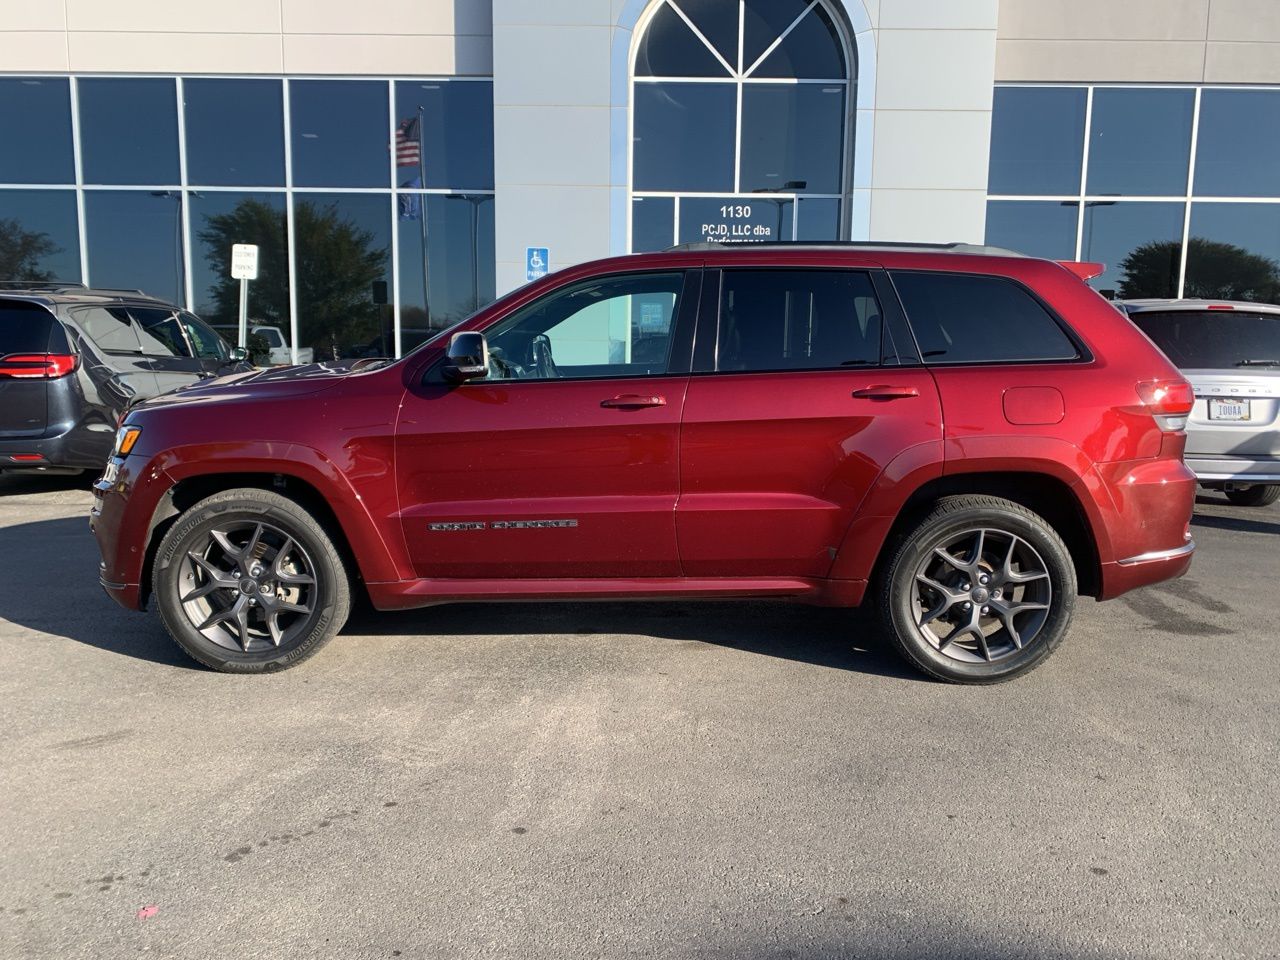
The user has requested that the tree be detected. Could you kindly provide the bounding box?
[0,218,59,282]
[1118,237,1280,302]
[198,198,388,358]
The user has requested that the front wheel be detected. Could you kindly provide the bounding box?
[1224,484,1280,508]
[152,488,350,673]
[877,495,1076,684]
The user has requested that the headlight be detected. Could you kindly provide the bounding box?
[112,425,143,457]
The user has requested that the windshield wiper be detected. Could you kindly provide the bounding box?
[1235,359,1280,366]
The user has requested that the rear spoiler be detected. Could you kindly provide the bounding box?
[1057,261,1105,281]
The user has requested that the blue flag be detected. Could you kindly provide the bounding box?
[398,176,422,221]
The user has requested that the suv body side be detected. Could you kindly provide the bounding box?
[92,246,1194,617]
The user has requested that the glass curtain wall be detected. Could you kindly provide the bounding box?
[987,84,1280,304]
[0,75,495,360]
[630,0,852,252]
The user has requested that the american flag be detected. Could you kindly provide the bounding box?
[395,116,421,167]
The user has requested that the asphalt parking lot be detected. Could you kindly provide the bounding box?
[0,473,1276,960]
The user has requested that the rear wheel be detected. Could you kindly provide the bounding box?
[1224,484,1280,508]
[152,488,350,673]
[878,495,1076,684]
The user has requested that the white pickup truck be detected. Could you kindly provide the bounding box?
[252,325,314,366]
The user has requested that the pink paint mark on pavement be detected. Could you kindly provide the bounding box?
[136,905,159,920]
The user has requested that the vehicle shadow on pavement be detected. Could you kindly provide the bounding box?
[0,515,199,669]
[1190,506,1280,536]
[1,510,917,679]
[0,471,92,496]
[346,600,921,681]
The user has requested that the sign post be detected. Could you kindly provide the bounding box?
[230,243,259,350]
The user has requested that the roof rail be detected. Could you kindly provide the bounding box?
[76,286,151,297]
[0,280,87,290]
[665,240,1028,257]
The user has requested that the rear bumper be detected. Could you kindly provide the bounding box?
[0,424,111,470]
[1186,455,1280,484]
[1094,454,1197,600]
[1100,540,1195,598]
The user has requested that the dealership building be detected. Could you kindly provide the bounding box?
[2,0,1280,360]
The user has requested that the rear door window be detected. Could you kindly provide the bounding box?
[72,306,147,355]
[1128,310,1280,369]
[717,269,885,372]
[126,306,194,358]
[0,300,64,354]
[890,271,1080,364]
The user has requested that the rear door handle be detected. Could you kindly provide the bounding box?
[852,385,920,400]
[601,394,667,409]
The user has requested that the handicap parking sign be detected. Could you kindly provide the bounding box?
[526,247,549,282]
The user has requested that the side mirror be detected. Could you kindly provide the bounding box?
[227,346,250,363]
[442,331,489,382]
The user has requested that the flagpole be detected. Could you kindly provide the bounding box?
[417,105,431,329]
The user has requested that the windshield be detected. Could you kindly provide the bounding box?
[1129,310,1280,369]
[128,306,230,362]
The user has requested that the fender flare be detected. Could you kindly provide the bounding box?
[828,436,1115,582]
[151,440,408,584]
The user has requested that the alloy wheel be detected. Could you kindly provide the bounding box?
[177,520,318,653]
[910,526,1052,664]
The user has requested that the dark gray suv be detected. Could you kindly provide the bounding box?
[0,283,249,475]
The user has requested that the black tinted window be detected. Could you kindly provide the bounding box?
[1129,310,1280,370]
[891,272,1079,364]
[78,78,180,185]
[718,270,883,372]
[0,301,60,353]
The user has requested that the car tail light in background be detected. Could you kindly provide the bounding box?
[1137,378,1196,432]
[0,353,78,379]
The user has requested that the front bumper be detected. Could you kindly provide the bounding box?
[90,454,167,612]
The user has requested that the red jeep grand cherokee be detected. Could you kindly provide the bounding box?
[90,243,1196,682]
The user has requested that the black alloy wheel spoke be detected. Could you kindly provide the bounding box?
[911,527,1053,665]
[177,520,319,654]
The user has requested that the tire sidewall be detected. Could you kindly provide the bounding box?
[153,496,345,673]
[887,504,1075,683]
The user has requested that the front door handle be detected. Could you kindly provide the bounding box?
[852,385,920,400]
[601,394,667,409]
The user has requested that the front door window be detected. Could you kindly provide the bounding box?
[478,271,684,380]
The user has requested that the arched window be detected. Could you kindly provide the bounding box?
[630,0,853,252]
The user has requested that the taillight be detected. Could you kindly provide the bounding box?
[1137,377,1195,432]
[0,353,78,379]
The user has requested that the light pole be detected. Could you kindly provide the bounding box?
[751,180,806,241]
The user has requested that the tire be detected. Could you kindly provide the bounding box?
[876,495,1076,684]
[152,488,350,673]
[1224,485,1280,508]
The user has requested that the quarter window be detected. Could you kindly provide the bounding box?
[479,272,683,381]
[890,272,1079,364]
[717,269,883,372]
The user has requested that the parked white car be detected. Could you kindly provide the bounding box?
[252,325,314,366]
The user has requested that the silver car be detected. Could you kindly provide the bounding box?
[1118,299,1280,507]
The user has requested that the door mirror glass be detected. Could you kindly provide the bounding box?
[442,331,489,381]
[227,346,250,363]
